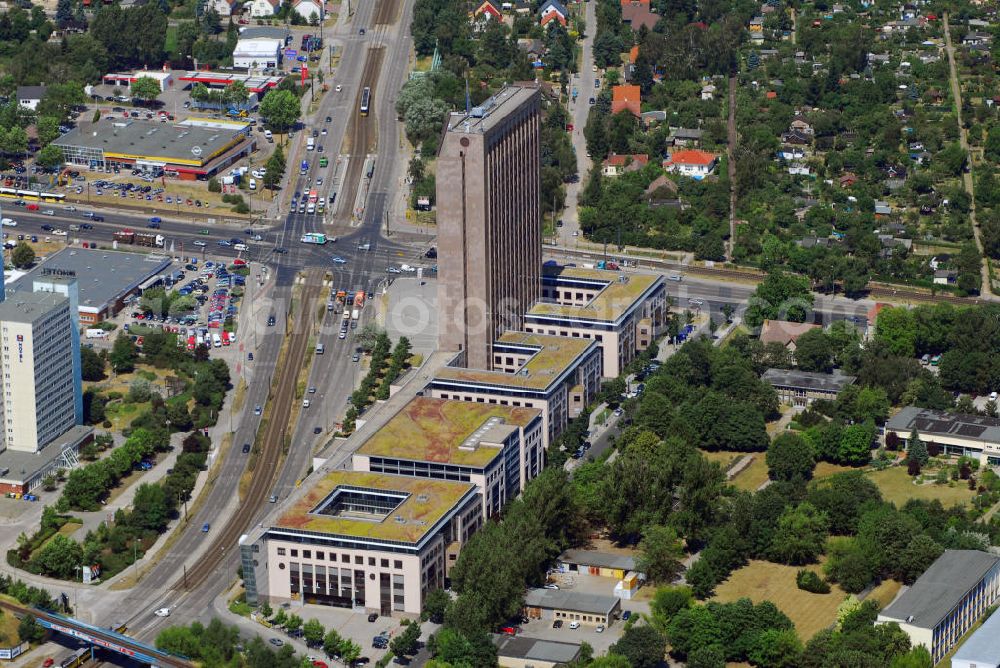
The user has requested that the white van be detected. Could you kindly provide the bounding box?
[264,129,273,141]
[248,178,257,191]
[212,333,222,348]
[1,218,16,227]
[306,138,315,151]
[315,343,325,354]
[233,243,248,251]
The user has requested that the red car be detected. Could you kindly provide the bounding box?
[313,662,328,668]
[500,626,518,636]
[26,203,38,211]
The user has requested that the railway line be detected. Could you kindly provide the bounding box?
[172,269,323,593]
[373,0,400,25]
[333,45,386,227]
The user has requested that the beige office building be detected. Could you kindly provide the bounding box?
[437,85,542,370]
[525,266,667,378]
[428,331,603,443]
[242,471,483,616]
[0,289,79,454]
[352,397,545,517]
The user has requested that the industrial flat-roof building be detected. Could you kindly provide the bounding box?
[53,117,254,179]
[352,397,545,517]
[428,331,603,443]
[557,549,638,579]
[762,368,857,406]
[8,248,173,325]
[952,606,1000,668]
[494,636,582,668]
[877,550,1000,664]
[242,471,483,616]
[523,589,621,626]
[884,407,1000,466]
[524,266,667,378]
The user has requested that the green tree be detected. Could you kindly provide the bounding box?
[131,483,169,532]
[80,348,104,382]
[744,270,814,327]
[898,534,943,585]
[18,615,45,643]
[322,629,342,656]
[32,534,83,578]
[264,144,285,189]
[129,76,161,104]
[11,241,35,268]
[636,525,685,584]
[747,628,802,668]
[259,89,301,135]
[36,116,61,146]
[650,585,694,625]
[390,622,421,659]
[422,588,450,623]
[768,503,829,565]
[907,429,928,466]
[837,421,876,466]
[110,332,137,373]
[302,618,325,647]
[610,624,666,668]
[874,307,916,357]
[766,433,816,483]
[794,329,834,372]
[285,613,302,633]
[889,646,933,668]
[35,144,65,169]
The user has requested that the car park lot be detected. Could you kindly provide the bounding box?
[512,613,622,655]
[109,259,248,356]
[264,605,405,666]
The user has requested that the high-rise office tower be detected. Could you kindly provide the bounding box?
[0,285,79,454]
[437,84,542,370]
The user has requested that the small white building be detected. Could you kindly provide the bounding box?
[206,0,239,15]
[246,0,281,17]
[292,0,323,22]
[233,27,289,69]
[16,86,47,111]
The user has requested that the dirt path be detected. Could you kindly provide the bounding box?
[943,12,993,297]
[727,74,737,262]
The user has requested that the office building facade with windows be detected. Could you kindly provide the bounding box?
[243,472,483,616]
[437,85,542,370]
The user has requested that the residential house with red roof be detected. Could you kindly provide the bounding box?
[621,0,659,31]
[663,149,719,180]
[539,0,568,26]
[472,0,503,21]
[602,153,649,177]
[611,84,641,117]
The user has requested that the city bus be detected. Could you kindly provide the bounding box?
[300,232,327,245]
[360,87,371,116]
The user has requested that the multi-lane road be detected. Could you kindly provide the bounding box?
[32,0,429,645]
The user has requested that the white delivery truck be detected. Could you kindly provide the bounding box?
[306,137,315,151]
[351,308,360,320]
[84,329,109,339]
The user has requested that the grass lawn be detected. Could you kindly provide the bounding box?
[866,466,975,508]
[866,579,903,610]
[0,604,20,644]
[103,400,148,432]
[701,450,770,491]
[164,25,178,54]
[712,560,849,641]
[813,462,858,479]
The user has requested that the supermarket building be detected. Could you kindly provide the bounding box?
[53,117,255,180]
